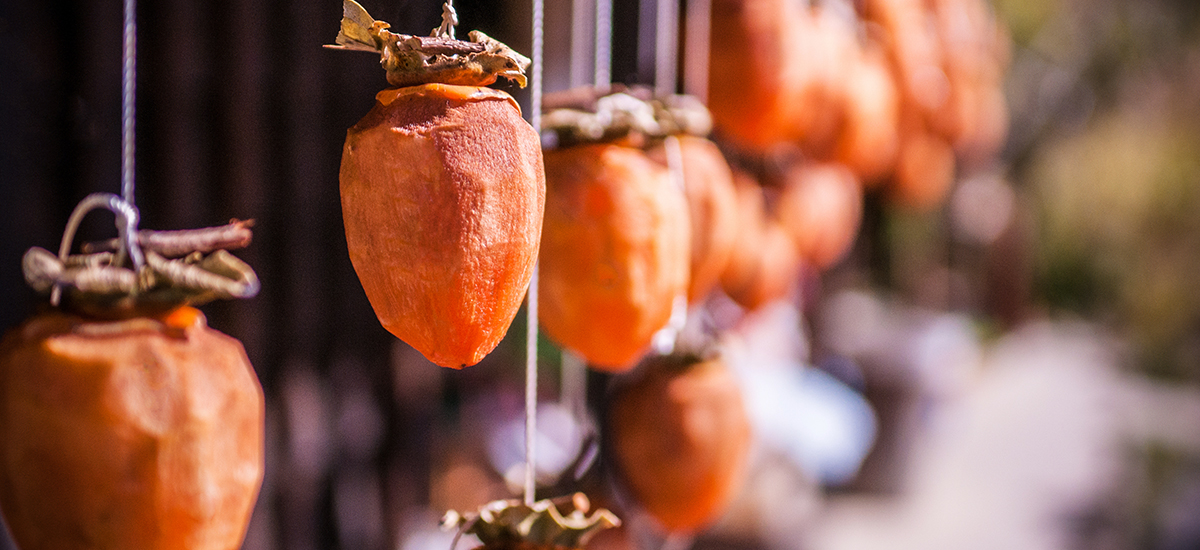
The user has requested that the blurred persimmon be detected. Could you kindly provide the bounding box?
[709,0,809,151]
[720,173,803,310]
[776,162,864,269]
[891,129,957,210]
[647,136,739,304]
[607,354,752,534]
[834,46,902,183]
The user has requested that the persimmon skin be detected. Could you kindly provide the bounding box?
[539,144,691,371]
[776,162,864,270]
[834,49,901,184]
[708,0,808,151]
[340,84,545,368]
[0,307,263,550]
[719,174,803,310]
[647,137,739,304]
[891,130,956,211]
[608,357,752,534]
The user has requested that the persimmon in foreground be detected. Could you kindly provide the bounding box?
[0,308,263,550]
[332,0,544,368]
[0,197,264,550]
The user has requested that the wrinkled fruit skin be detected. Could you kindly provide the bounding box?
[608,357,752,534]
[341,85,545,368]
[539,144,691,371]
[648,137,739,304]
[0,307,264,550]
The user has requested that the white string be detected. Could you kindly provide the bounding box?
[525,0,545,508]
[121,0,137,207]
[683,0,711,102]
[655,0,679,97]
[594,0,612,86]
[570,0,594,88]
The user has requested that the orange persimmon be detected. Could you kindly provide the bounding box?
[708,0,809,151]
[647,136,739,304]
[775,162,864,269]
[0,306,264,550]
[538,143,691,371]
[340,84,545,368]
[890,129,957,210]
[719,173,803,310]
[607,354,752,534]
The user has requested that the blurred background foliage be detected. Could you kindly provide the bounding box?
[990,0,1200,382]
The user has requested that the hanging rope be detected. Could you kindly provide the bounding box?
[525,0,545,508]
[684,0,711,102]
[655,0,679,97]
[121,0,137,207]
[595,0,612,86]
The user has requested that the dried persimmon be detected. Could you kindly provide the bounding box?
[331,0,544,368]
[606,353,752,534]
[0,195,264,550]
[538,142,690,371]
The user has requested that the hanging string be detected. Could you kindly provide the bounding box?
[655,0,679,97]
[121,0,137,207]
[683,0,711,102]
[595,0,612,87]
[525,0,545,508]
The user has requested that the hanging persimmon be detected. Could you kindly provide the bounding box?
[538,128,691,370]
[891,128,957,211]
[0,198,264,550]
[606,353,752,534]
[719,172,803,310]
[775,161,864,270]
[833,45,902,184]
[708,0,809,151]
[331,0,544,368]
[644,97,739,305]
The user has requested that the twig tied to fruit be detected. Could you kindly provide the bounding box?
[325,0,531,88]
[22,192,260,317]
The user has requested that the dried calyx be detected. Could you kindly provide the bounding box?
[442,493,620,550]
[327,0,531,88]
[541,86,713,149]
[22,192,259,318]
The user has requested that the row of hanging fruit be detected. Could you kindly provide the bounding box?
[0,0,1010,546]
